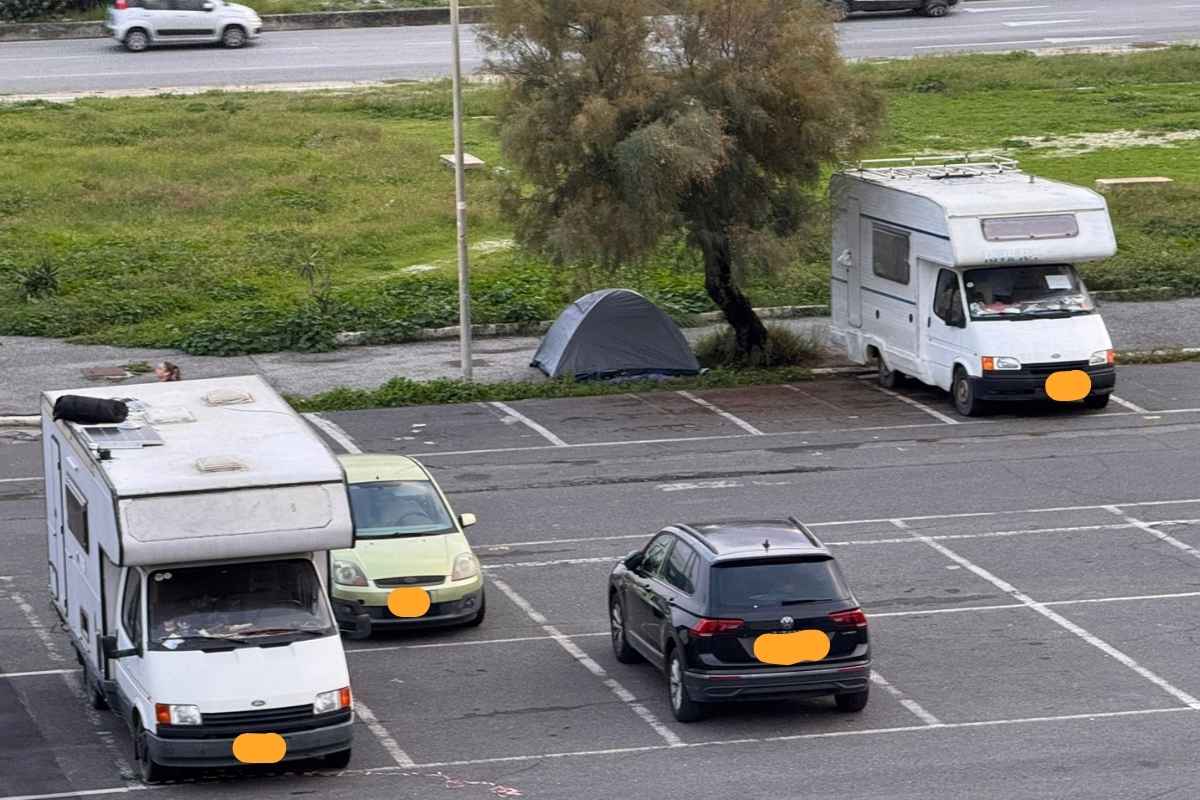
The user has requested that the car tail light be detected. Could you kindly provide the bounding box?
[829,608,868,628]
[689,618,744,637]
[114,0,128,8]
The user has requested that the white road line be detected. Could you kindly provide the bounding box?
[964,4,1050,11]
[892,519,1200,711]
[864,381,960,425]
[400,707,1190,770]
[483,556,618,570]
[869,671,942,726]
[0,668,81,679]
[10,593,64,663]
[353,699,415,768]
[814,495,1200,528]
[1045,35,1137,45]
[0,788,157,800]
[345,632,608,656]
[489,576,684,747]
[874,590,1200,620]
[1004,18,1084,26]
[487,401,568,447]
[1110,395,1150,414]
[0,477,40,484]
[676,391,764,436]
[1106,506,1200,561]
[303,412,363,454]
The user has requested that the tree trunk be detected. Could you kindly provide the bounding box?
[699,230,768,359]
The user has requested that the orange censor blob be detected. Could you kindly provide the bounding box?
[753,630,831,666]
[387,587,431,618]
[232,732,286,764]
[1045,370,1092,402]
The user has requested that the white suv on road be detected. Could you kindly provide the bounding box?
[105,0,263,52]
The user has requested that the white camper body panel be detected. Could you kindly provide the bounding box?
[829,162,1118,396]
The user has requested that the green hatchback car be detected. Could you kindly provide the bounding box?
[330,454,485,637]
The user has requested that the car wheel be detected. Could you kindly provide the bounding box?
[124,29,149,52]
[667,649,704,722]
[132,718,171,784]
[321,748,352,770]
[1084,393,1111,410]
[835,687,870,712]
[465,593,486,627]
[922,0,950,16]
[828,0,850,21]
[878,356,902,390]
[609,596,642,664]
[221,25,247,48]
[952,367,983,417]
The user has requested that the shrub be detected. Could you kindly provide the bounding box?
[1,0,66,22]
[14,260,60,300]
[694,324,825,370]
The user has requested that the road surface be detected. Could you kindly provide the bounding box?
[1,0,1198,96]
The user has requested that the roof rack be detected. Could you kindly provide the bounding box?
[845,153,1020,181]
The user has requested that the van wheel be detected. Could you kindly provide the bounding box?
[221,25,247,48]
[1084,393,1111,410]
[667,649,705,722]
[922,0,951,16]
[133,720,171,784]
[322,749,352,770]
[878,358,902,390]
[123,29,149,52]
[952,367,983,417]
[835,687,870,712]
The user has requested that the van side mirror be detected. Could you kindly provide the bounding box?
[623,550,643,571]
[101,634,140,660]
[459,513,477,528]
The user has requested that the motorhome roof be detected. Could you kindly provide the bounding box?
[42,375,343,498]
[840,161,1107,219]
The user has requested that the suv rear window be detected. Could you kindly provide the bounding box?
[711,557,849,611]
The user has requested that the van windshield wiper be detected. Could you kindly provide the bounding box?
[155,634,248,646]
[234,627,327,638]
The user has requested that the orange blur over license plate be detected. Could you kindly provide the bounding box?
[232,732,286,764]
[753,630,831,666]
[1045,370,1092,402]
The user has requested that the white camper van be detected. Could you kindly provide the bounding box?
[42,376,356,782]
[829,155,1118,416]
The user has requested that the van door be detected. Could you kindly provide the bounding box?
[63,478,101,665]
[926,265,970,391]
[46,438,66,613]
[113,569,149,721]
[843,198,862,328]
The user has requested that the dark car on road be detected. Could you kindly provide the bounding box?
[608,519,871,722]
[828,0,957,19]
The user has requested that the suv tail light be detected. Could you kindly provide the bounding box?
[689,618,744,637]
[829,608,868,628]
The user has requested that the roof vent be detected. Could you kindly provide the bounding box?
[195,456,247,473]
[204,388,254,406]
[144,406,196,425]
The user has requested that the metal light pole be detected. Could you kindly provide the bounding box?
[450,0,473,381]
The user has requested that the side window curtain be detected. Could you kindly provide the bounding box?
[872,226,911,285]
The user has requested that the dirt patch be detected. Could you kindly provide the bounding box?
[1005,129,1200,156]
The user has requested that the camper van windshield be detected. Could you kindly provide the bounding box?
[147,559,334,651]
[964,265,1094,321]
[348,481,455,538]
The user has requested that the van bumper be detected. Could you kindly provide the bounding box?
[684,660,871,702]
[146,719,353,768]
[970,366,1115,402]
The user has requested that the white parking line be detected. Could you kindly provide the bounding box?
[893,519,1200,711]
[487,401,568,447]
[489,576,684,747]
[1110,395,1150,414]
[345,632,609,656]
[0,668,81,679]
[0,788,157,800]
[864,380,961,425]
[1106,506,1200,561]
[676,391,764,436]
[0,477,40,484]
[303,412,363,454]
[869,671,942,726]
[353,699,416,768]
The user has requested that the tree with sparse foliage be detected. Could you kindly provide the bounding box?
[482,0,884,358]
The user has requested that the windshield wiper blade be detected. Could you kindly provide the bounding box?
[155,634,246,644]
[235,627,326,638]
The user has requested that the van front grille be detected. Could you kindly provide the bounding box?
[157,705,350,740]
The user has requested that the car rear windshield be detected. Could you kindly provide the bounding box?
[711,557,850,611]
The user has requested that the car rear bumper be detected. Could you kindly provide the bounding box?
[970,366,1115,402]
[146,720,353,768]
[684,660,871,702]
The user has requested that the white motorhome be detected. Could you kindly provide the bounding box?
[42,376,356,782]
[829,155,1118,416]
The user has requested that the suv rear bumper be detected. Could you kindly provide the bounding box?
[146,719,352,768]
[684,660,871,702]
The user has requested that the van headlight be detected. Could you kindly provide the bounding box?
[155,703,201,726]
[314,686,352,714]
[982,356,1021,372]
[1090,349,1115,366]
[333,559,368,587]
[451,552,480,581]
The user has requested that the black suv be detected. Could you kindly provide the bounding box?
[828,0,957,20]
[608,519,870,722]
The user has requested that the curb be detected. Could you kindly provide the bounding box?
[0,4,491,42]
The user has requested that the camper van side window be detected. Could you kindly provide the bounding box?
[122,571,142,646]
[872,227,910,285]
[65,481,89,552]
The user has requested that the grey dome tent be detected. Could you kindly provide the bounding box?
[531,289,701,381]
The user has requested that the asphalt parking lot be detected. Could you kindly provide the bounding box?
[5,364,1200,799]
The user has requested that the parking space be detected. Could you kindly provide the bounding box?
[1104,364,1200,414]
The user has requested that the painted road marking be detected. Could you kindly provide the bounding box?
[1004,19,1085,26]
[1106,506,1200,561]
[869,671,943,726]
[1110,395,1150,414]
[863,379,961,425]
[354,699,416,768]
[489,576,684,747]
[676,391,764,436]
[487,401,568,447]
[0,477,40,484]
[303,412,363,454]
[893,519,1200,710]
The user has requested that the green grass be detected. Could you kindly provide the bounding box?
[4,47,1200,354]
